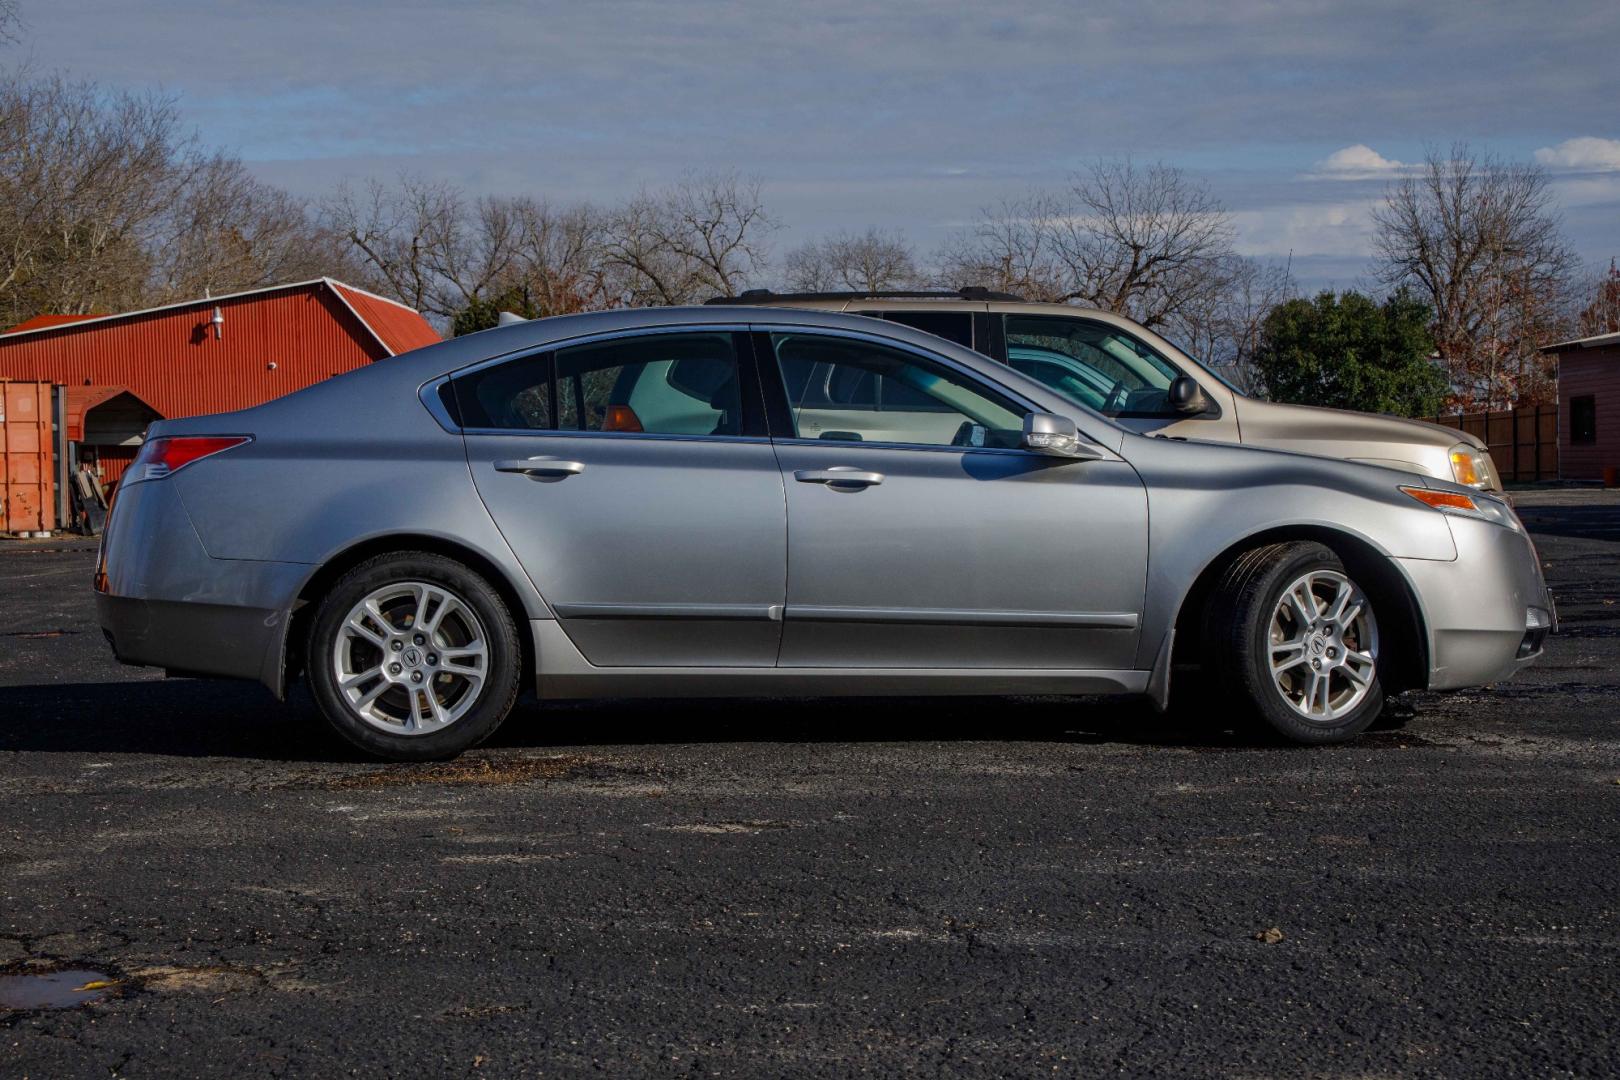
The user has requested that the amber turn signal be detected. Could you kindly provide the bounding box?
[602,405,644,433]
[1400,486,1477,512]
[1449,449,1482,486]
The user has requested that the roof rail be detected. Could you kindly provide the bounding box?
[704,286,1026,306]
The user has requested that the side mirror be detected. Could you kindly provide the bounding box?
[1021,412,1101,460]
[1168,375,1208,415]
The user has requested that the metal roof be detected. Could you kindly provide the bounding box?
[4,314,104,334]
[1540,330,1620,353]
[0,278,433,354]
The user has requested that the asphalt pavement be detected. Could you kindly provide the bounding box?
[2,491,1617,1077]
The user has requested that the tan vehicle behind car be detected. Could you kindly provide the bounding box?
[713,290,1502,492]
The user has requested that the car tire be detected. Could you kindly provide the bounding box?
[306,552,523,761]
[1203,542,1385,745]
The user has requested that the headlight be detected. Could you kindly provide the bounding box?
[1448,443,1492,488]
[1401,485,1521,531]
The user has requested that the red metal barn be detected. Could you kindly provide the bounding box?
[1542,331,1620,484]
[0,279,440,489]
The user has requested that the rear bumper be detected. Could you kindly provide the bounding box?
[97,591,283,683]
[95,478,309,692]
[1399,515,1554,691]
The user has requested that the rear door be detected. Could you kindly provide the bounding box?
[452,327,786,667]
[758,327,1149,671]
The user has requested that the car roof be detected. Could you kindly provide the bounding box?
[366,304,1012,385]
[704,287,1025,306]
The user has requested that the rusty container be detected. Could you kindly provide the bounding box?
[0,380,55,533]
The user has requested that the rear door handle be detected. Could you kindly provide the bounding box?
[494,457,586,478]
[793,467,884,488]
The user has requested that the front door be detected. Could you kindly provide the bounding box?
[759,328,1149,670]
[454,328,786,667]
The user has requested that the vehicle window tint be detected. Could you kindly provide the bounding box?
[451,333,743,437]
[769,333,1023,449]
[880,311,974,349]
[1004,315,1187,418]
[451,353,554,430]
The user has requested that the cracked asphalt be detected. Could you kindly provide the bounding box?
[2,491,1618,1078]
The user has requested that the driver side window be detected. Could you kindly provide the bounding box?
[1004,315,1187,418]
[769,333,1023,449]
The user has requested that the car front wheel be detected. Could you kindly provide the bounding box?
[1204,542,1384,744]
[306,552,522,760]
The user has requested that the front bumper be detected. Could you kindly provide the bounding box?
[1398,514,1554,691]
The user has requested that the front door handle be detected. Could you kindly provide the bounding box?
[494,457,586,479]
[793,467,884,488]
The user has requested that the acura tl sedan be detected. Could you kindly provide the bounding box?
[96,307,1553,760]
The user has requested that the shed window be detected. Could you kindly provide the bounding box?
[1571,395,1597,445]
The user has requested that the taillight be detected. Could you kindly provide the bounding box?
[129,435,252,483]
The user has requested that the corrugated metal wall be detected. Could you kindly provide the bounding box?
[1,380,54,532]
[87,444,138,490]
[0,284,393,421]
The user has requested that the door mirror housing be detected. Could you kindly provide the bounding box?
[1021,412,1101,460]
[1168,375,1209,415]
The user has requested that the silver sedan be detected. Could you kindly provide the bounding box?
[96,307,1553,760]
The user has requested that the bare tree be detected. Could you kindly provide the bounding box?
[321,175,520,318]
[0,77,195,324]
[783,228,919,292]
[1576,259,1620,338]
[1372,144,1577,407]
[1163,255,1296,392]
[935,193,1077,303]
[0,75,342,327]
[938,161,1235,329]
[504,197,612,316]
[0,0,21,44]
[152,154,355,302]
[597,173,773,305]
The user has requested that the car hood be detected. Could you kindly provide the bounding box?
[1234,398,1484,451]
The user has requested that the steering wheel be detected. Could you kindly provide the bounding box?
[1102,380,1131,414]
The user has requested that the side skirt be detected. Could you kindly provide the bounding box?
[529,620,1151,699]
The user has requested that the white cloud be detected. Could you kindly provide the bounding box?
[1534,137,1620,171]
[1230,200,1381,258]
[1311,145,1407,179]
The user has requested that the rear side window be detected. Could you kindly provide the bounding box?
[880,311,974,349]
[450,332,745,437]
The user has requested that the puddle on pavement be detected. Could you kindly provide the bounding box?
[0,969,116,1010]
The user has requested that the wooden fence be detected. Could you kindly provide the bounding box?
[1429,404,1559,483]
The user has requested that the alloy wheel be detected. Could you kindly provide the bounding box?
[1267,569,1379,723]
[330,581,490,735]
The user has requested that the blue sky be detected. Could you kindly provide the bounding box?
[12,0,1620,291]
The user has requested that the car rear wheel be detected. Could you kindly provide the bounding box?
[1204,542,1384,745]
[307,552,522,760]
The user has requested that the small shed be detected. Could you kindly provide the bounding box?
[1541,331,1620,483]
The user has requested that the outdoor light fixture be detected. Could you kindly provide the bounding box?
[210,306,225,340]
